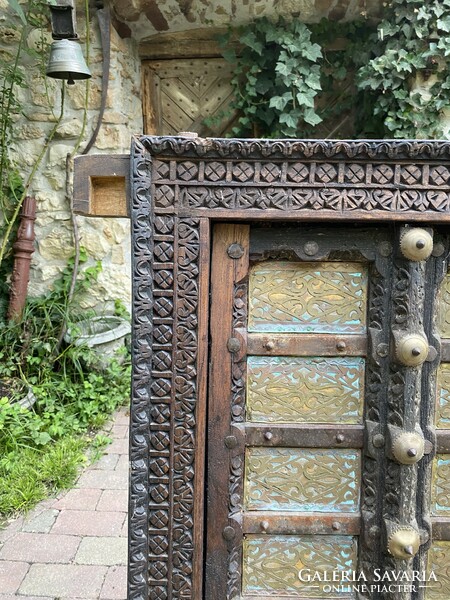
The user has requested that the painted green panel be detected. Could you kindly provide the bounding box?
[243,535,357,597]
[426,542,450,600]
[436,364,450,429]
[248,261,368,334]
[438,272,450,338]
[246,356,365,424]
[244,447,360,512]
[431,455,450,515]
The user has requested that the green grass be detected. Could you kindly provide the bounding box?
[0,436,88,515]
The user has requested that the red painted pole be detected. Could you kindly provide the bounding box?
[7,196,37,321]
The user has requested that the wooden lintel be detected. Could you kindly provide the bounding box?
[139,27,235,59]
[73,154,130,218]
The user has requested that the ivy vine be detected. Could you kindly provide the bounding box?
[219,1,450,140]
[357,0,450,139]
[218,18,323,137]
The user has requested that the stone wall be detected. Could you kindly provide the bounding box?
[4,0,422,317]
[1,2,142,313]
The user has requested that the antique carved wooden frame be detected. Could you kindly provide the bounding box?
[128,137,450,600]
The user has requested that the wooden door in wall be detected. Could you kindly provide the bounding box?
[128,136,450,600]
[142,58,238,136]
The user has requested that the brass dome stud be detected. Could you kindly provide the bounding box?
[395,334,429,367]
[400,228,433,261]
[392,431,425,464]
[388,526,420,560]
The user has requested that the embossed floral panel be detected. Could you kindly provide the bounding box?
[436,364,450,429]
[248,261,368,333]
[426,542,450,600]
[431,456,450,515]
[246,356,365,424]
[242,535,358,597]
[244,447,361,512]
[438,272,450,338]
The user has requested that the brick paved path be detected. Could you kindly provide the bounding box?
[0,407,129,599]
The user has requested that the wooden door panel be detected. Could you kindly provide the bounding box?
[143,58,238,136]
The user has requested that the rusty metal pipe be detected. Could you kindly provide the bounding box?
[7,196,37,321]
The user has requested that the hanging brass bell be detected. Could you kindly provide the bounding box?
[46,39,91,85]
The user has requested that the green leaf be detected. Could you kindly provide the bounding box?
[296,91,315,108]
[239,30,264,55]
[279,112,298,128]
[303,108,322,126]
[269,92,292,111]
[301,43,322,62]
[8,0,27,24]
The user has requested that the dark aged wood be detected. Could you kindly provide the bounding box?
[129,136,450,600]
[205,224,249,600]
[381,234,427,600]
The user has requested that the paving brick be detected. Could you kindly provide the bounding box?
[19,564,107,598]
[52,488,102,511]
[21,509,59,533]
[0,561,29,593]
[96,489,128,513]
[105,438,128,455]
[114,409,130,425]
[75,536,127,566]
[76,469,128,490]
[0,532,80,563]
[0,595,56,599]
[100,565,127,599]
[90,453,120,470]
[0,515,25,545]
[115,455,129,472]
[111,425,128,438]
[51,510,125,536]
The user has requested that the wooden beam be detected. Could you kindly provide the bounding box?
[73,154,129,218]
[139,27,236,59]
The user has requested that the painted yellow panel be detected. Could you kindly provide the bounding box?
[248,261,368,334]
[246,356,365,424]
[436,364,450,429]
[426,542,450,600]
[431,455,450,515]
[244,447,360,512]
[243,535,358,597]
[438,272,450,338]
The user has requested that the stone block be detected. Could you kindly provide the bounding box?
[51,510,125,536]
[0,532,80,563]
[19,563,107,598]
[75,536,127,565]
[100,565,127,599]
[0,561,29,593]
